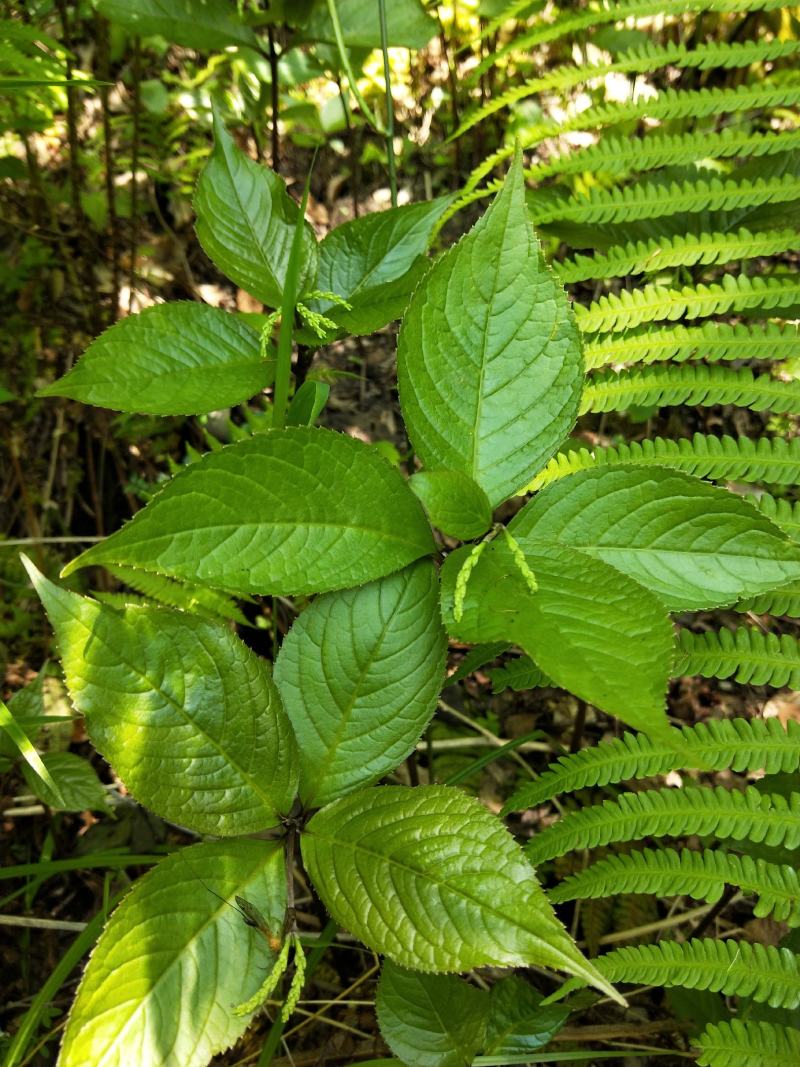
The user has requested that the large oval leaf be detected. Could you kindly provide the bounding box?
[96,0,258,50]
[62,428,435,596]
[303,0,436,49]
[301,785,621,1000]
[439,540,676,740]
[38,303,269,415]
[274,560,446,807]
[376,961,490,1067]
[25,561,297,834]
[397,152,583,507]
[194,113,317,308]
[59,840,286,1067]
[511,467,800,610]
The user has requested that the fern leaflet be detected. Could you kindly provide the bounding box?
[591,938,800,1009]
[675,627,800,688]
[581,365,800,417]
[504,718,800,812]
[696,1019,800,1067]
[584,322,800,371]
[549,847,800,925]
[525,786,800,865]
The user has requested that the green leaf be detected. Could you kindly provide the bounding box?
[22,752,110,812]
[63,428,435,596]
[286,380,329,426]
[485,975,570,1056]
[397,152,583,507]
[510,467,800,611]
[304,0,436,49]
[0,698,65,808]
[439,541,676,740]
[25,560,298,835]
[274,561,446,808]
[59,840,286,1067]
[310,197,452,338]
[194,113,317,309]
[376,961,490,1067]
[410,470,492,540]
[301,784,622,1000]
[96,0,258,49]
[37,303,270,415]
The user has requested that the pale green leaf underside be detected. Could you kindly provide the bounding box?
[274,560,446,808]
[303,0,436,49]
[58,841,286,1067]
[312,197,452,338]
[63,428,435,596]
[302,784,621,1000]
[409,470,492,540]
[38,303,269,415]
[95,0,258,50]
[398,153,583,507]
[27,563,298,835]
[376,962,489,1067]
[511,467,800,611]
[439,541,675,739]
[194,114,317,309]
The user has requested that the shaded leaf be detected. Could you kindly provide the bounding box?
[304,0,436,49]
[409,470,492,541]
[274,561,446,807]
[96,0,258,50]
[22,751,110,812]
[485,975,570,1055]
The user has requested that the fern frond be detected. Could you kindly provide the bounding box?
[504,718,800,812]
[456,37,800,138]
[753,494,800,539]
[107,564,249,626]
[738,586,800,618]
[463,82,800,193]
[549,847,800,925]
[675,627,800,688]
[697,1019,800,1067]
[525,786,800,865]
[531,127,800,186]
[578,275,800,335]
[581,365,800,417]
[475,0,787,80]
[591,939,800,1009]
[486,655,549,694]
[558,228,800,284]
[584,322,800,371]
[525,435,800,493]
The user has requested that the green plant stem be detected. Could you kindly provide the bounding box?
[271,167,314,429]
[377,0,397,207]
[443,728,548,786]
[325,0,384,132]
[2,892,124,1067]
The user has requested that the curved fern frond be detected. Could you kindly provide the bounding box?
[584,322,800,371]
[503,718,800,812]
[456,37,800,138]
[675,627,800,688]
[525,786,800,865]
[591,939,800,1009]
[579,273,800,334]
[475,0,787,80]
[581,365,800,417]
[697,1019,800,1067]
[558,228,800,284]
[106,564,250,626]
[549,847,800,925]
[754,495,800,539]
[525,435,800,493]
[486,655,549,694]
[463,82,800,193]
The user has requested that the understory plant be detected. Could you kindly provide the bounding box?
[17,5,800,1058]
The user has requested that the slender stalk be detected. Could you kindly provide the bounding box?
[271,165,314,429]
[128,37,141,312]
[377,0,397,207]
[96,11,119,320]
[267,25,280,172]
[325,0,383,132]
